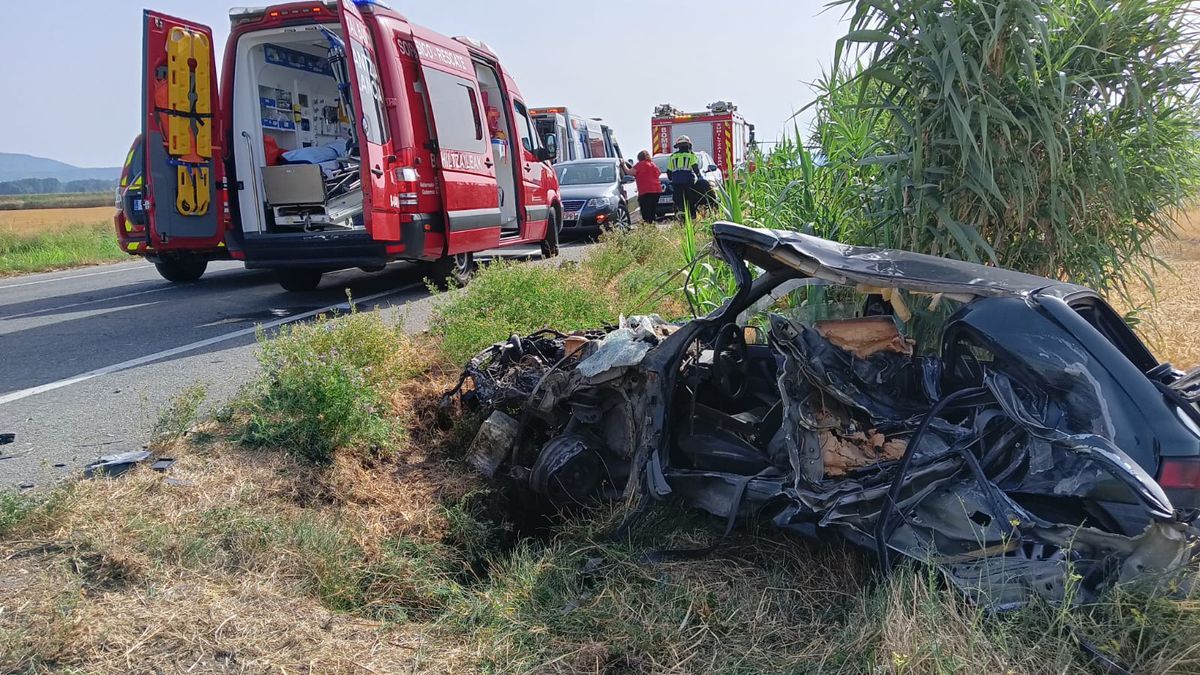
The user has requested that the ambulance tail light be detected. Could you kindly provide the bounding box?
[392,148,421,210]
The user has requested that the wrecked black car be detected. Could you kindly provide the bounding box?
[455,222,1200,608]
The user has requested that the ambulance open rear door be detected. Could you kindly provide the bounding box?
[140,11,224,247]
[335,0,400,241]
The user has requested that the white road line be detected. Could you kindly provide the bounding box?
[0,286,175,321]
[0,265,145,290]
[0,283,421,406]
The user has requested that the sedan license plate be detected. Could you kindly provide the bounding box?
[659,195,674,204]
[564,211,581,221]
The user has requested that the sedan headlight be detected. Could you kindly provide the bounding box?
[586,196,614,209]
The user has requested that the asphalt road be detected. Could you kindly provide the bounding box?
[0,241,593,489]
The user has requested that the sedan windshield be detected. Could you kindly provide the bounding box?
[555,164,615,185]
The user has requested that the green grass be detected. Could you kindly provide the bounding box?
[240,307,421,462]
[0,192,113,210]
[0,222,127,275]
[151,383,208,442]
[428,223,697,366]
[430,260,620,365]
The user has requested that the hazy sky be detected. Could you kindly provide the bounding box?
[0,0,846,168]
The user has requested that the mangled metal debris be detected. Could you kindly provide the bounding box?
[451,222,1200,608]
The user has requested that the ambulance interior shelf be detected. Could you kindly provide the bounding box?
[256,43,352,151]
[251,39,362,232]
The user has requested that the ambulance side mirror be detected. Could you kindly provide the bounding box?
[707,164,719,173]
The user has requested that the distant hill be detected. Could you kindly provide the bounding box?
[0,153,120,183]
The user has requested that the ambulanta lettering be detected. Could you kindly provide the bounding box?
[390,194,401,209]
[413,38,471,73]
[343,9,371,45]
[440,150,485,172]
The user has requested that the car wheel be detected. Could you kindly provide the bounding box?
[277,269,323,292]
[540,208,561,259]
[154,258,207,283]
[429,252,477,290]
[611,205,632,231]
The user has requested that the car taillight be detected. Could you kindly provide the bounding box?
[1159,458,1200,489]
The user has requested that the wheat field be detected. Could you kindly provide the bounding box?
[0,206,115,235]
[1124,209,1200,370]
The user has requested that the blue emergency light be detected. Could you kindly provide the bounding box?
[351,0,391,7]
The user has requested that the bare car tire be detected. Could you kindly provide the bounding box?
[540,208,560,259]
[154,258,207,283]
[277,269,323,292]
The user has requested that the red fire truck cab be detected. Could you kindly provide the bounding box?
[116,0,563,290]
[650,101,755,180]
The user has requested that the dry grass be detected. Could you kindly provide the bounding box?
[1122,208,1200,369]
[0,206,114,236]
[0,431,481,674]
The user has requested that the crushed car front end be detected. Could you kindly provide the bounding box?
[455,222,1200,608]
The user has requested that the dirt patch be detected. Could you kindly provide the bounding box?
[0,206,114,235]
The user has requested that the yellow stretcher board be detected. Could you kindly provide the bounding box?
[165,26,212,217]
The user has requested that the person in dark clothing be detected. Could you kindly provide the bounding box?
[633,150,664,223]
[666,136,702,220]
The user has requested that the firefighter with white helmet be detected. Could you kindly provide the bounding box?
[667,135,702,219]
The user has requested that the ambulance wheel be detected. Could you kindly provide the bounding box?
[154,258,207,283]
[540,209,561,258]
[429,252,476,290]
[277,269,323,292]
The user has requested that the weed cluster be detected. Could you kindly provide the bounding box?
[151,382,208,442]
[241,308,421,462]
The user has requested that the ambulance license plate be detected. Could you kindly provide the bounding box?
[564,211,580,222]
[659,195,674,205]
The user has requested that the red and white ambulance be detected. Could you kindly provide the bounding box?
[650,101,755,180]
[116,0,563,290]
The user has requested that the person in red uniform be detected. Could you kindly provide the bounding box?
[632,150,664,223]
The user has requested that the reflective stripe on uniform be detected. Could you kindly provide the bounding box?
[668,152,698,171]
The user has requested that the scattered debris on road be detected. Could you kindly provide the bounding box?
[453,222,1200,608]
[84,451,175,479]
